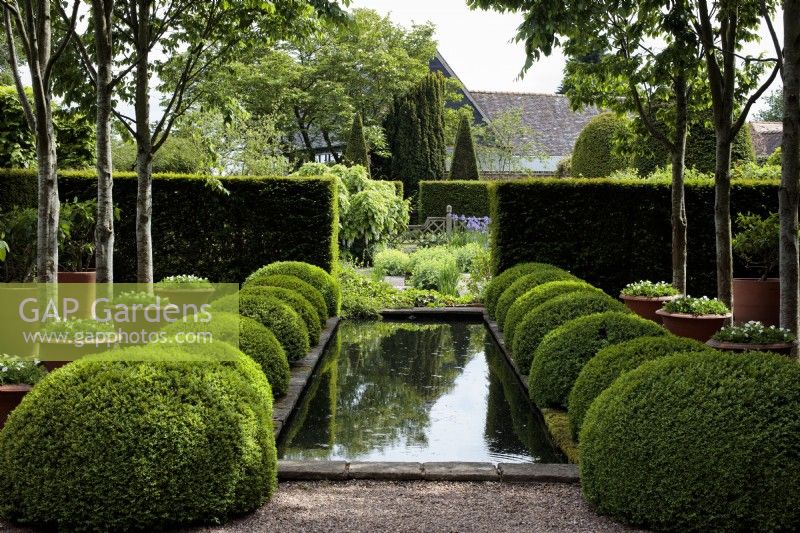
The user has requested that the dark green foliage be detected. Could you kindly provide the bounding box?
[450,115,479,180]
[0,170,339,281]
[219,292,310,363]
[527,312,666,409]
[241,285,322,342]
[484,262,565,319]
[568,335,710,440]
[0,86,95,170]
[495,270,579,329]
[684,113,756,173]
[631,110,756,176]
[417,180,491,220]
[503,281,596,346]
[0,347,277,530]
[239,316,291,398]
[511,292,625,375]
[490,178,779,296]
[343,113,370,174]
[581,351,800,532]
[162,312,291,398]
[246,261,340,316]
[570,112,630,177]
[244,274,328,325]
[384,72,446,197]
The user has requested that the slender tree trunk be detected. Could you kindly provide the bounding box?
[294,107,316,162]
[135,0,153,284]
[93,0,114,283]
[671,73,689,294]
[780,0,800,340]
[33,94,59,283]
[27,1,59,283]
[714,131,734,309]
[322,130,342,163]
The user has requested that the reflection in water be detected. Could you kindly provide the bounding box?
[278,321,564,463]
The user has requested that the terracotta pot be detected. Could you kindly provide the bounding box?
[733,278,779,326]
[655,309,732,342]
[38,336,118,369]
[154,287,215,310]
[620,294,678,323]
[706,339,794,356]
[58,271,97,319]
[0,384,32,429]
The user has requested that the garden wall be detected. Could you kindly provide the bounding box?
[0,170,339,282]
[417,180,491,220]
[490,178,779,296]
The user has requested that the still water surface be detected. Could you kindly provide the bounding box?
[278,321,564,463]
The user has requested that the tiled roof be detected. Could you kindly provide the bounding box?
[469,91,600,157]
[749,121,783,159]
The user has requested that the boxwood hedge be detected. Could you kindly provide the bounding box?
[417,180,491,220]
[503,281,596,346]
[495,269,578,328]
[244,274,328,324]
[568,335,710,440]
[241,285,322,342]
[490,178,779,295]
[511,292,625,375]
[162,312,290,398]
[0,345,277,531]
[0,170,339,282]
[246,261,341,316]
[214,292,309,363]
[485,262,566,319]
[581,351,800,532]
[527,312,666,409]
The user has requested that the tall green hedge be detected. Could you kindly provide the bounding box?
[417,180,491,220]
[490,178,778,296]
[0,170,339,282]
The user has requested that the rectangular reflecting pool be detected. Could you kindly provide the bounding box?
[277,320,565,463]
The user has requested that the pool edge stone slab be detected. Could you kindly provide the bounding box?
[273,317,341,439]
[276,461,580,483]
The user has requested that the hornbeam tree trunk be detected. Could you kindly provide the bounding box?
[714,133,734,309]
[33,92,59,283]
[671,73,690,294]
[780,0,800,340]
[93,0,115,283]
[135,0,153,285]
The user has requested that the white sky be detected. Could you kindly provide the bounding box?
[352,0,785,113]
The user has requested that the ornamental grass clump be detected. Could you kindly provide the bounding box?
[662,296,730,315]
[620,280,679,297]
[712,321,795,344]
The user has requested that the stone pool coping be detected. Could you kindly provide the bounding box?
[272,317,341,438]
[278,461,579,483]
[273,308,578,483]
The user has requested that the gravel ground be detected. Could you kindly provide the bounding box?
[193,480,645,533]
[0,481,645,532]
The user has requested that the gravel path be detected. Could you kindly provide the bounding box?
[193,481,645,533]
[0,481,645,532]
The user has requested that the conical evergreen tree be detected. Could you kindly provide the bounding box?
[343,112,370,174]
[450,115,480,180]
[384,72,446,197]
